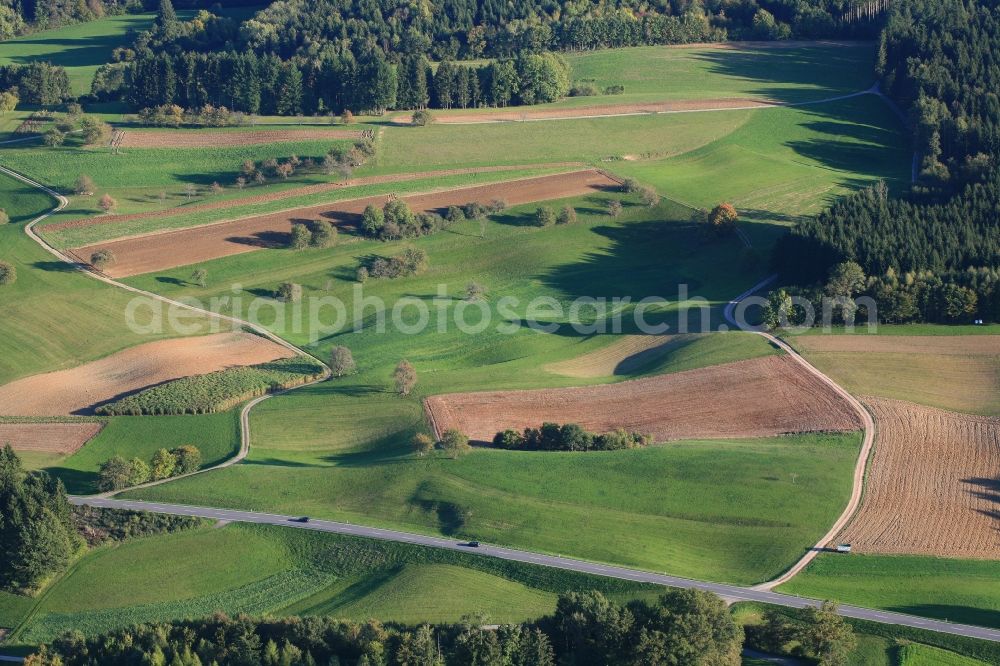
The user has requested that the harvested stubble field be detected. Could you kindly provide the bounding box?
[41,163,583,236]
[543,334,681,378]
[71,169,617,277]
[425,355,861,442]
[837,397,1000,559]
[794,335,1000,415]
[422,97,780,124]
[0,422,104,454]
[117,128,364,148]
[0,332,293,416]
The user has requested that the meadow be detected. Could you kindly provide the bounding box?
[0,13,159,95]
[48,412,239,494]
[779,554,1000,629]
[0,172,218,385]
[5,523,659,646]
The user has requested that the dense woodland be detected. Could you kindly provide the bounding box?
[772,0,1000,324]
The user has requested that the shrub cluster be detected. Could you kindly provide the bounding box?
[359,247,429,281]
[137,103,248,127]
[493,422,651,451]
[95,357,325,416]
[98,445,203,492]
[71,505,205,547]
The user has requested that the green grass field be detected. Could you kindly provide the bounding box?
[899,644,991,666]
[0,172,220,384]
[5,523,658,646]
[0,14,159,95]
[779,554,1000,629]
[49,412,239,494]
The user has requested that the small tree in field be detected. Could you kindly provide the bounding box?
[171,445,202,474]
[189,268,208,287]
[465,281,487,301]
[640,186,660,207]
[0,209,7,224]
[556,205,576,225]
[74,175,95,196]
[289,223,311,249]
[411,109,434,126]
[98,456,131,491]
[235,176,247,190]
[98,193,117,214]
[276,282,302,302]
[412,433,435,457]
[150,448,176,480]
[210,181,224,194]
[0,261,15,286]
[43,129,65,146]
[607,200,623,218]
[90,249,116,269]
[340,110,355,124]
[330,346,356,377]
[439,428,471,458]
[310,219,337,247]
[393,359,417,396]
[535,206,556,227]
[707,202,738,236]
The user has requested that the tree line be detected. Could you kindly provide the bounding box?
[26,588,748,665]
[98,445,202,491]
[770,0,1000,324]
[118,47,573,116]
[493,422,651,451]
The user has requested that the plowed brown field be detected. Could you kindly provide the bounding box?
[71,169,617,277]
[837,397,1000,558]
[424,355,861,442]
[0,332,293,416]
[0,422,103,454]
[118,128,363,148]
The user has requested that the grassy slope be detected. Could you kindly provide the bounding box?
[0,14,158,95]
[779,554,1000,629]
[7,523,657,645]
[49,412,239,494]
[0,172,219,384]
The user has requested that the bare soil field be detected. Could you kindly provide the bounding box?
[43,163,583,235]
[70,169,618,277]
[0,332,294,416]
[422,98,777,124]
[425,355,861,442]
[837,397,1000,558]
[118,128,363,148]
[543,334,681,378]
[0,422,103,454]
[795,335,1000,415]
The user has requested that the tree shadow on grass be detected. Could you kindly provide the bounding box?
[32,261,78,272]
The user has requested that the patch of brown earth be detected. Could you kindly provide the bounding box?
[118,128,363,148]
[837,397,1000,558]
[425,355,861,443]
[0,332,294,416]
[0,422,104,454]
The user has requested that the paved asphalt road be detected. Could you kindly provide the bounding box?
[74,497,1000,643]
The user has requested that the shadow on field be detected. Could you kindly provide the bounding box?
[889,605,1000,630]
[48,466,98,495]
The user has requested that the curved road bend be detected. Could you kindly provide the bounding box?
[0,152,978,642]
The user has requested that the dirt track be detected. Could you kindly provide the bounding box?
[425,355,862,443]
[838,397,1000,558]
[71,169,617,277]
[42,163,584,235]
[0,422,103,454]
[119,128,363,148]
[0,332,294,416]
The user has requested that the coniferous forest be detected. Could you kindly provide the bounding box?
[771,0,1000,324]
